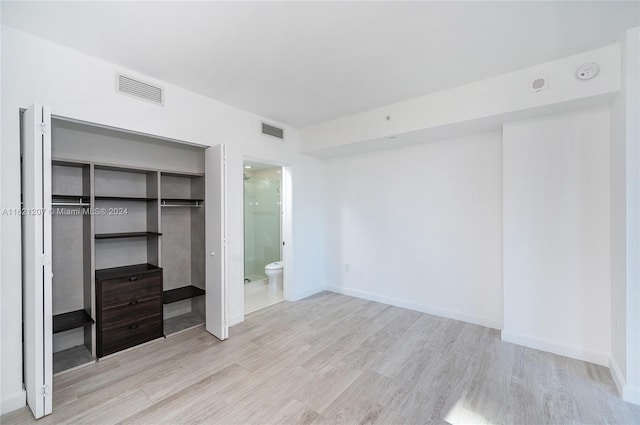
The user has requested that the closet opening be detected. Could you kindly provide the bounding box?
[20,109,224,377]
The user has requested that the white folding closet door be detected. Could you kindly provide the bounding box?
[22,104,53,418]
[205,144,228,340]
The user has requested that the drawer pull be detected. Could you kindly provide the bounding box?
[128,300,139,306]
[129,324,138,330]
[129,276,139,282]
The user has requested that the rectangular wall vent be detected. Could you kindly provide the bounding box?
[116,73,164,105]
[261,122,284,140]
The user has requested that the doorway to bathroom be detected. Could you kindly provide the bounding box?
[243,160,285,314]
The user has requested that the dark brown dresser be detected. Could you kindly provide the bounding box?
[95,263,164,357]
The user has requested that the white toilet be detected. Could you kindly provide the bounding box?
[264,261,283,291]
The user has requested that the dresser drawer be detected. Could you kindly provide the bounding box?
[99,316,163,357]
[99,274,162,309]
[95,265,163,358]
[101,297,162,330]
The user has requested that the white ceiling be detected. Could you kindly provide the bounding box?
[2,1,638,128]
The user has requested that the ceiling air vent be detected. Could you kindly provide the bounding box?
[261,122,284,140]
[116,73,164,105]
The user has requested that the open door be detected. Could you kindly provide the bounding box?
[22,104,53,418]
[205,144,228,340]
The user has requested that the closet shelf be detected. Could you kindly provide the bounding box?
[53,310,94,334]
[95,231,162,239]
[53,194,89,199]
[163,285,205,304]
[95,196,157,201]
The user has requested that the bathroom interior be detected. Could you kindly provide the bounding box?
[243,160,284,314]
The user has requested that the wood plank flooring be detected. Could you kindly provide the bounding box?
[2,291,639,424]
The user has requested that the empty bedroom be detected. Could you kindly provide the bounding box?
[1,1,639,424]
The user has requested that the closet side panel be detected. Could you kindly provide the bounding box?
[83,165,94,352]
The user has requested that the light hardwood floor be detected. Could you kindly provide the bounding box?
[3,291,639,424]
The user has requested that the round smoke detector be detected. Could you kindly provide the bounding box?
[576,63,600,80]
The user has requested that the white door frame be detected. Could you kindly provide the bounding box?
[281,164,294,302]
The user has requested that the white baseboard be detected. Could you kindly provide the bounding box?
[624,384,640,406]
[291,285,325,302]
[1,389,26,415]
[609,358,640,405]
[501,330,609,366]
[609,357,626,396]
[326,286,501,330]
[229,314,244,327]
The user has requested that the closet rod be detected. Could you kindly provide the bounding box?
[52,202,90,207]
[161,201,202,208]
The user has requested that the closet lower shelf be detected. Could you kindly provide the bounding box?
[164,311,205,336]
[163,286,205,304]
[53,310,94,334]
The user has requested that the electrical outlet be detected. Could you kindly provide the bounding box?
[345,264,350,272]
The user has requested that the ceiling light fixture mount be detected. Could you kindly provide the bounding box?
[576,63,599,80]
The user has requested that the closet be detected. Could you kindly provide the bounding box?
[21,104,227,419]
[51,161,93,372]
[160,173,206,334]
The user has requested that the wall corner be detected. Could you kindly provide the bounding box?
[0,389,26,416]
[609,357,626,397]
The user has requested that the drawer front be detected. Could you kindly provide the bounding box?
[101,297,162,330]
[100,316,163,357]
[99,275,162,309]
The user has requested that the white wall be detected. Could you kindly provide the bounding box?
[610,29,629,393]
[301,44,620,157]
[325,131,503,329]
[502,106,611,366]
[0,6,5,416]
[290,158,328,299]
[610,26,640,405]
[624,26,640,405]
[0,26,326,413]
